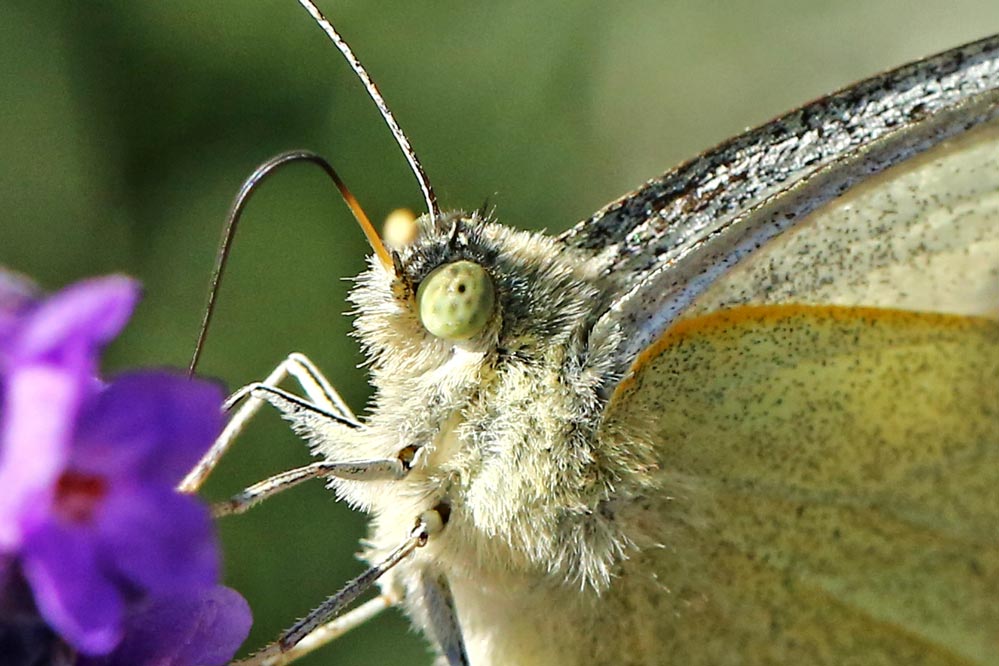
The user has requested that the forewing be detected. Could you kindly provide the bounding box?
[584,35,999,664]
[682,118,999,321]
[561,35,999,373]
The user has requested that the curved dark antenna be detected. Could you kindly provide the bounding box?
[188,150,390,376]
[296,0,440,220]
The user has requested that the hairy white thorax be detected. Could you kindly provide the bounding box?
[281,212,672,663]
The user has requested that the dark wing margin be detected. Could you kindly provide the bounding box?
[561,34,999,278]
[559,34,999,379]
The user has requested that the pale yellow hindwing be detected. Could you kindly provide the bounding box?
[610,305,998,664]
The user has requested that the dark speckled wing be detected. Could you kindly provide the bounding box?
[559,35,999,373]
[576,35,999,665]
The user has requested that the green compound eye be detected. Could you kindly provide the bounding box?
[417,260,496,341]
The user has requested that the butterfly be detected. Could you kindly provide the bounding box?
[183,3,999,665]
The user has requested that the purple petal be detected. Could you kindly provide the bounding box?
[72,372,224,486]
[99,486,219,595]
[13,276,139,365]
[78,586,252,666]
[20,521,123,655]
[0,366,79,550]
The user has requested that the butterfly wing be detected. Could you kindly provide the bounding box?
[606,306,997,664]
[585,35,998,666]
[560,35,999,370]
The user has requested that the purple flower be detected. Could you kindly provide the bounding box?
[0,274,139,555]
[80,586,252,666]
[0,271,251,662]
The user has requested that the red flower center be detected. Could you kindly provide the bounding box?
[54,471,107,523]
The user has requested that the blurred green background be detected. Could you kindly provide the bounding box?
[2,1,998,663]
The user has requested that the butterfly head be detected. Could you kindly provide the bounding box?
[349,210,614,379]
[339,211,659,588]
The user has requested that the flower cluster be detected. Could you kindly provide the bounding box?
[0,270,250,665]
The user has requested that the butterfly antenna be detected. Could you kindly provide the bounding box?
[188,150,390,376]
[296,0,439,221]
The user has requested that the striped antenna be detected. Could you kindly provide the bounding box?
[297,0,440,220]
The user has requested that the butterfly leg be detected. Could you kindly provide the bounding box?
[179,352,357,493]
[274,351,357,421]
[239,594,397,666]
[417,572,470,666]
[200,367,416,516]
[211,455,408,518]
[235,507,447,666]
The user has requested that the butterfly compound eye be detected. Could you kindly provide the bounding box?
[417,260,495,341]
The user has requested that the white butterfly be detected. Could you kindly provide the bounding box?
[184,3,999,665]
